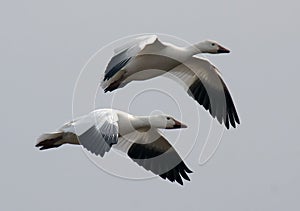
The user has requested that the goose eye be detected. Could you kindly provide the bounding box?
[167,117,171,120]
[211,43,215,46]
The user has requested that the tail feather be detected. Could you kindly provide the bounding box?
[36,132,64,150]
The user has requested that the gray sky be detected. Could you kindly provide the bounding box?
[1,0,300,210]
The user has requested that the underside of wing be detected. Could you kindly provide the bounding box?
[125,130,192,185]
[169,56,240,129]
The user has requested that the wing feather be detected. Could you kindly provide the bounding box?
[168,56,240,129]
[123,129,192,185]
[103,35,166,81]
[67,109,119,157]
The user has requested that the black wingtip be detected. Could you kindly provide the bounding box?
[185,167,193,174]
[104,86,115,93]
[159,162,193,185]
[176,177,184,186]
[188,77,240,130]
[104,57,131,81]
[103,79,122,93]
[236,116,241,124]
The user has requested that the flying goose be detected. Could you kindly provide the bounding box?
[101,35,239,129]
[36,109,192,185]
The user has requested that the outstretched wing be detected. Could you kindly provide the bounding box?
[67,109,119,157]
[168,56,240,129]
[103,35,166,81]
[118,129,192,185]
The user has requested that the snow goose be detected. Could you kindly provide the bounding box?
[36,109,192,185]
[101,35,229,91]
[101,35,239,129]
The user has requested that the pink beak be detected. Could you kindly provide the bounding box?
[217,45,230,53]
[173,120,188,129]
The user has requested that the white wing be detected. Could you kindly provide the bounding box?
[168,56,240,129]
[103,35,166,82]
[113,35,157,54]
[61,109,119,157]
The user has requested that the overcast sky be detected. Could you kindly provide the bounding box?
[1,0,300,210]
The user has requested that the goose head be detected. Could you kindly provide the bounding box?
[193,40,230,54]
[150,115,187,129]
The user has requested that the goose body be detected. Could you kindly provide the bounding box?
[36,109,191,185]
[102,35,229,90]
[101,35,239,129]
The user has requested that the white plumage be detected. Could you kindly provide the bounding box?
[36,109,191,185]
[101,35,239,128]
